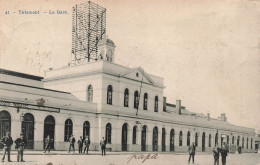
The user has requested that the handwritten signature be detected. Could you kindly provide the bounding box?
[127,154,158,163]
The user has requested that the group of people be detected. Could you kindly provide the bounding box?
[188,141,229,165]
[1,132,26,162]
[44,134,106,156]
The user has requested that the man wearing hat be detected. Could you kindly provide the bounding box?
[1,131,13,162]
[15,133,27,162]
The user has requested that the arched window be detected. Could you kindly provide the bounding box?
[0,111,11,139]
[132,126,137,144]
[143,93,148,110]
[251,138,253,149]
[64,119,73,142]
[170,129,175,151]
[22,113,34,149]
[195,132,198,146]
[187,131,191,146]
[215,133,218,146]
[83,121,90,139]
[152,127,158,151]
[107,85,113,105]
[162,128,166,151]
[134,91,139,109]
[124,88,129,107]
[242,137,244,148]
[179,131,183,146]
[209,134,212,147]
[237,136,240,146]
[227,135,229,145]
[246,138,248,149]
[154,96,158,112]
[232,136,235,144]
[106,123,112,144]
[87,85,93,102]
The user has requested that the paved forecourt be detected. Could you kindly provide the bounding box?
[0,152,259,165]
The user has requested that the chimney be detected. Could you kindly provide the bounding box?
[163,97,166,112]
[221,113,227,121]
[207,112,210,121]
[176,100,181,115]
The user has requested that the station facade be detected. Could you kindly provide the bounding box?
[0,38,256,153]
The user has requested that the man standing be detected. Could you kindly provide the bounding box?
[68,134,75,153]
[83,136,91,154]
[15,133,27,162]
[213,143,220,165]
[100,137,106,156]
[188,142,196,164]
[44,135,53,153]
[78,136,83,154]
[1,131,13,162]
[220,142,228,165]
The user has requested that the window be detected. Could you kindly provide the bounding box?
[179,131,183,146]
[124,88,129,107]
[227,135,229,145]
[154,96,158,112]
[87,85,93,102]
[187,131,191,146]
[83,121,90,139]
[251,138,253,149]
[107,85,113,105]
[237,136,240,146]
[232,136,234,144]
[195,132,198,146]
[242,137,244,148]
[133,126,137,144]
[106,123,112,144]
[215,133,218,146]
[143,93,148,110]
[209,134,212,147]
[64,119,73,142]
[134,91,139,109]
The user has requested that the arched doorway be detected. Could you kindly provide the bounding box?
[0,111,11,149]
[83,121,90,139]
[153,127,158,151]
[170,129,174,151]
[121,123,128,151]
[22,113,34,149]
[44,115,55,149]
[162,128,166,151]
[202,132,205,152]
[141,125,147,151]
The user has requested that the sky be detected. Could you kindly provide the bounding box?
[0,0,259,131]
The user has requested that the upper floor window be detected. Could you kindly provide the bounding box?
[154,96,158,112]
[124,88,129,107]
[64,119,73,142]
[143,93,148,110]
[134,91,139,109]
[107,85,113,105]
[87,85,93,102]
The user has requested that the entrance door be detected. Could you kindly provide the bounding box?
[0,111,11,149]
[170,129,174,151]
[141,126,147,151]
[153,127,158,151]
[121,123,128,151]
[202,132,205,152]
[44,115,55,149]
[22,113,34,149]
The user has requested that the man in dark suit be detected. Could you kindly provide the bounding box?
[78,136,83,154]
[213,143,220,165]
[83,136,91,154]
[1,131,13,162]
[220,142,228,165]
[15,133,27,162]
[100,137,106,156]
[188,142,196,164]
